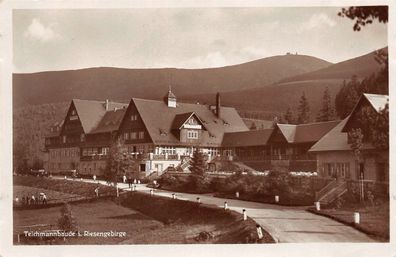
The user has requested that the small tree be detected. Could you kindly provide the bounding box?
[297,92,310,124]
[188,147,208,191]
[189,148,206,177]
[316,87,336,122]
[104,137,140,185]
[58,203,78,232]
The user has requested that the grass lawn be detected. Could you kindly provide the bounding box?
[308,201,389,242]
[15,198,273,244]
[14,185,79,203]
[14,175,116,198]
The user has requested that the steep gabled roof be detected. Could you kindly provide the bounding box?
[132,98,248,146]
[222,129,274,147]
[276,120,340,144]
[171,112,205,130]
[90,108,127,134]
[72,99,127,134]
[293,120,341,143]
[277,124,296,142]
[363,93,389,112]
[309,116,374,152]
[342,93,388,133]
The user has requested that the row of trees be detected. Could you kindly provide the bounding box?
[280,87,336,125]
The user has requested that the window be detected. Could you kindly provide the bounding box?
[130,132,137,139]
[138,131,144,139]
[71,110,76,115]
[102,147,109,155]
[124,132,129,140]
[62,135,67,144]
[187,130,198,139]
[131,114,138,121]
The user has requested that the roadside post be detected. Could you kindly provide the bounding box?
[242,209,247,221]
[315,201,321,211]
[116,184,119,197]
[150,189,154,196]
[196,197,201,204]
[236,191,239,198]
[224,201,228,210]
[275,195,279,203]
[354,212,360,224]
[256,225,263,239]
[172,193,176,199]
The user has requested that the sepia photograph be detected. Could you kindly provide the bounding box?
[0,0,393,256]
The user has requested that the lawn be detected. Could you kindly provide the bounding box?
[14,185,79,204]
[308,201,389,242]
[14,175,116,197]
[14,198,273,244]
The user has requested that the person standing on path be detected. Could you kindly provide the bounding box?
[123,174,127,183]
[42,193,47,204]
[94,187,99,198]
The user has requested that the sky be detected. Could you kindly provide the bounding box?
[13,7,388,73]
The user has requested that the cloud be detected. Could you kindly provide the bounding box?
[24,18,60,42]
[298,13,336,32]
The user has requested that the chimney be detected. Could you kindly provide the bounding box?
[105,99,109,111]
[216,92,221,118]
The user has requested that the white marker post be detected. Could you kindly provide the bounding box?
[116,185,119,197]
[224,201,228,210]
[354,212,360,224]
[236,191,240,198]
[150,189,154,196]
[197,197,201,204]
[172,193,176,200]
[64,176,67,180]
[242,209,247,221]
[256,225,263,239]
[315,201,321,211]
[275,195,279,203]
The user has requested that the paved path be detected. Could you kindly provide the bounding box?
[61,177,375,243]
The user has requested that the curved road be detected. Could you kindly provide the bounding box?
[65,177,375,243]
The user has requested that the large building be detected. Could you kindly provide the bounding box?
[44,91,248,177]
[44,90,389,184]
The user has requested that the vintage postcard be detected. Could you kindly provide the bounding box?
[0,0,394,257]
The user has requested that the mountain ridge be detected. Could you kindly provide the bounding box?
[13,54,331,107]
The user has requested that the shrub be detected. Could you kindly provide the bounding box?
[58,203,78,231]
